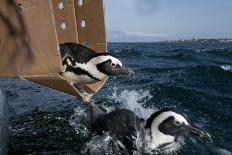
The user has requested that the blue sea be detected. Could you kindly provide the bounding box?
[0,42,232,154]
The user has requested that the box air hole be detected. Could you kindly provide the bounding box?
[78,0,84,6]
[81,20,86,28]
[58,2,64,10]
[61,22,66,29]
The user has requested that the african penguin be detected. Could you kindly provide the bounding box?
[60,43,134,84]
[90,105,211,154]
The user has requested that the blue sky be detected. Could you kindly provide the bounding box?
[104,0,232,42]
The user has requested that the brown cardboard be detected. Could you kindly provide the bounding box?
[52,0,79,44]
[74,0,107,53]
[0,0,62,76]
[0,0,107,102]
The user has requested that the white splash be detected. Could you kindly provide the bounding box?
[221,65,232,72]
[107,88,155,119]
[82,133,124,155]
[69,106,89,137]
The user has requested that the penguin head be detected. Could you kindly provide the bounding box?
[145,108,211,148]
[94,55,134,76]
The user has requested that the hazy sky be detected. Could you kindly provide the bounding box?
[104,0,232,42]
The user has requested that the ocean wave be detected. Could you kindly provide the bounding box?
[146,48,232,64]
[109,47,143,56]
[165,48,198,53]
[204,48,232,56]
[142,66,187,73]
[147,48,199,59]
[185,65,232,76]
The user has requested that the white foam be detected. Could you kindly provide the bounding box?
[82,133,124,154]
[221,65,232,72]
[107,88,155,119]
[69,106,89,136]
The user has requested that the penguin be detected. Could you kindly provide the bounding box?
[60,43,134,85]
[90,105,211,154]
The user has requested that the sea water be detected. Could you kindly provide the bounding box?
[0,42,232,154]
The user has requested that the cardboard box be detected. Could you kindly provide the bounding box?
[0,0,107,102]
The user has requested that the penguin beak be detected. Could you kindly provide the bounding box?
[119,65,134,76]
[187,125,212,142]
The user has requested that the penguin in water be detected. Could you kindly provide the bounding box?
[90,104,211,154]
[60,43,134,84]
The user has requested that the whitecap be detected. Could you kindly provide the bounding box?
[221,65,232,72]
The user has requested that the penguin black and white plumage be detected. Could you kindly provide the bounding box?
[90,104,143,154]
[90,105,211,154]
[60,43,134,84]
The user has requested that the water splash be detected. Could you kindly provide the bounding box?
[107,88,155,119]
[221,65,232,72]
[82,133,127,155]
[69,106,89,137]
[83,89,184,154]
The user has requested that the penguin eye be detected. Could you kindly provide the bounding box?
[111,63,116,67]
[174,121,181,126]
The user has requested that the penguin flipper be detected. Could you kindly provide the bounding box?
[90,102,106,124]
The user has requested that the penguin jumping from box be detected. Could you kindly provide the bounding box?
[60,43,134,85]
[90,104,212,154]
